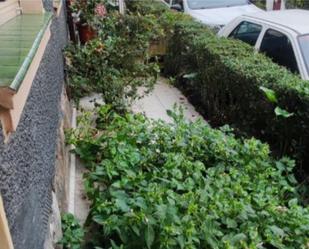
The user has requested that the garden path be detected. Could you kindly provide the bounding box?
[132,77,202,122]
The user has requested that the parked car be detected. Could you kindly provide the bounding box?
[218,10,309,80]
[161,0,262,29]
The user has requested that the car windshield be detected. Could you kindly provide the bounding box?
[299,35,309,76]
[187,0,248,10]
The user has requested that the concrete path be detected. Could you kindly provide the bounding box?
[132,78,202,122]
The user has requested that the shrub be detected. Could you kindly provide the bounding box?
[59,213,84,249]
[68,106,309,249]
[125,0,168,16]
[286,0,309,9]
[65,10,160,110]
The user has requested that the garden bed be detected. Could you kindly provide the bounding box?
[64,105,309,249]
[60,1,309,248]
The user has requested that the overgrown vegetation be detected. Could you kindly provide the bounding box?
[66,1,160,110]
[286,0,309,9]
[68,106,309,249]
[251,0,309,9]
[59,213,85,249]
[62,1,309,248]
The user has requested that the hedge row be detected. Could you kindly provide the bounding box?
[169,22,309,176]
[127,0,309,176]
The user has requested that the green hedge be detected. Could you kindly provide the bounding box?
[286,0,309,9]
[152,6,309,176]
[127,0,309,175]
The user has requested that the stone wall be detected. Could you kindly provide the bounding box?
[0,2,69,248]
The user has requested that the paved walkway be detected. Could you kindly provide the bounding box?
[132,78,202,122]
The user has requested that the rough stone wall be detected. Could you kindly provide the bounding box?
[0,2,68,248]
[43,0,54,12]
[54,88,72,214]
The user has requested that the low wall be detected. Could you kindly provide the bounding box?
[0,2,69,248]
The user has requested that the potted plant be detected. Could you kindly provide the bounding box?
[71,0,107,44]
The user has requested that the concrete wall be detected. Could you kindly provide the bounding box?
[266,0,286,10]
[0,1,68,248]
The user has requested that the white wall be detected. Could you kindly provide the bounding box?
[266,0,286,11]
[20,0,44,13]
[0,0,20,26]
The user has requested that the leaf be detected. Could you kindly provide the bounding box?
[110,240,121,249]
[176,235,185,249]
[260,86,278,103]
[226,218,237,229]
[115,198,130,212]
[231,233,247,245]
[288,198,298,207]
[131,225,140,236]
[183,72,197,79]
[92,214,105,225]
[274,107,294,118]
[269,225,285,237]
[145,224,155,249]
[166,109,173,117]
[155,204,167,220]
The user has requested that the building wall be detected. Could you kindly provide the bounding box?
[0,0,20,26]
[266,0,286,10]
[0,1,68,248]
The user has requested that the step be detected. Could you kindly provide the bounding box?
[0,0,19,26]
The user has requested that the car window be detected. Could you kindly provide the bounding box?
[187,0,248,9]
[172,0,182,4]
[299,35,309,76]
[260,29,299,74]
[229,21,262,46]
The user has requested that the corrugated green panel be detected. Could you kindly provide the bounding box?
[0,55,25,66]
[0,66,20,78]
[0,48,29,56]
[0,13,53,89]
[0,78,12,87]
[0,40,34,48]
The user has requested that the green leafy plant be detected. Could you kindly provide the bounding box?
[274,106,294,118]
[64,1,309,248]
[259,86,278,103]
[69,106,309,249]
[65,10,160,110]
[286,0,309,9]
[59,213,84,249]
[260,87,294,118]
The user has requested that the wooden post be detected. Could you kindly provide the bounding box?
[0,195,14,249]
[0,108,14,142]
